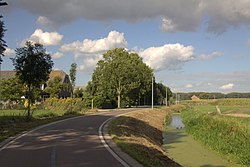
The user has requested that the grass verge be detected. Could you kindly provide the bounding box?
[181,107,250,166]
[108,107,181,167]
[0,109,85,142]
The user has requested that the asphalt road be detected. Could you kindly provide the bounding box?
[0,109,139,167]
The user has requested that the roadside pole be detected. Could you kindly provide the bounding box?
[166,87,168,106]
[152,76,153,109]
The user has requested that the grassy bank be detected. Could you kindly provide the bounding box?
[108,107,181,167]
[181,107,250,166]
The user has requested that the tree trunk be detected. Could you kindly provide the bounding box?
[118,94,121,109]
[117,81,121,109]
[91,98,94,110]
[27,85,31,119]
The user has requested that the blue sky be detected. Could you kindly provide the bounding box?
[1,0,250,93]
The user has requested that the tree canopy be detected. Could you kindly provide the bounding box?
[12,41,54,117]
[69,63,77,88]
[0,77,24,101]
[86,48,153,108]
[45,76,63,98]
[0,15,6,63]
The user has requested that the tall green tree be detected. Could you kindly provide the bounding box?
[88,48,153,109]
[0,77,24,101]
[12,41,54,118]
[45,76,63,98]
[0,15,6,64]
[69,63,77,96]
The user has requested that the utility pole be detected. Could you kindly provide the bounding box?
[166,87,168,106]
[175,92,178,105]
[151,76,153,109]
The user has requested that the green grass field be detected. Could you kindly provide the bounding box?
[180,99,250,166]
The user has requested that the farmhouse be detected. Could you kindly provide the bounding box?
[0,70,71,98]
[191,95,200,101]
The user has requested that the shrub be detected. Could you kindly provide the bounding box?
[43,98,87,113]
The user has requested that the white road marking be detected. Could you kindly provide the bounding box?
[0,116,85,152]
[98,117,130,167]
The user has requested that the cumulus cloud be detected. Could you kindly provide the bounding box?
[51,52,63,59]
[197,52,223,60]
[219,83,234,90]
[61,31,127,72]
[26,29,63,46]
[61,31,127,55]
[185,84,193,88]
[4,48,15,57]
[79,55,103,73]
[161,17,178,33]
[10,0,250,33]
[36,16,58,30]
[140,43,194,71]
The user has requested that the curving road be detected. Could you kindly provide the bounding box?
[0,109,140,167]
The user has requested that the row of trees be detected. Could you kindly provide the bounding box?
[84,48,171,109]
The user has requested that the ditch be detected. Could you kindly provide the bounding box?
[163,113,239,167]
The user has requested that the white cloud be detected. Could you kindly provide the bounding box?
[79,55,102,73]
[61,31,127,73]
[219,83,234,90]
[160,71,250,92]
[51,52,63,59]
[61,31,127,55]
[4,48,15,57]
[140,43,194,71]
[185,84,193,88]
[27,29,63,46]
[36,16,57,30]
[248,39,250,46]
[161,17,178,33]
[197,52,223,60]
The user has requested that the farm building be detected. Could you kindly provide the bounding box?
[0,70,71,98]
[191,95,200,101]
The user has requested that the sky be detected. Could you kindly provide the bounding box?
[1,0,250,93]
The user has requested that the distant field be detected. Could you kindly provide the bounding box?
[181,98,250,106]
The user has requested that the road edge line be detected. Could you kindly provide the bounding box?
[0,115,85,152]
[98,117,131,167]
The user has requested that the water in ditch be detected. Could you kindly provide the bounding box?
[163,113,239,167]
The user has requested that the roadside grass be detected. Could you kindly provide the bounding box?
[0,109,84,142]
[190,105,250,115]
[108,107,181,167]
[181,107,250,166]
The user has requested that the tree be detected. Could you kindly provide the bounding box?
[0,77,24,101]
[12,41,54,118]
[69,63,77,96]
[74,88,84,98]
[153,83,172,105]
[0,15,6,63]
[88,48,153,109]
[45,76,63,98]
